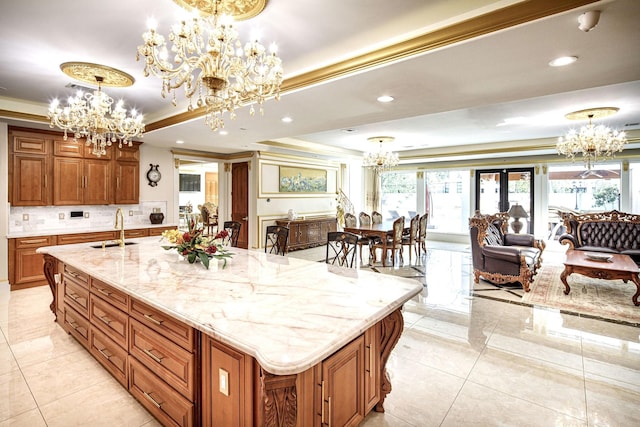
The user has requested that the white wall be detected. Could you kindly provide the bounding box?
[1,122,8,283]
[139,144,175,224]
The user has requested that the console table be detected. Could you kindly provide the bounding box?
[276,216,337,251]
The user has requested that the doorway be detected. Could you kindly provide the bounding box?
[475,168,534,234]
[231,162,249,249]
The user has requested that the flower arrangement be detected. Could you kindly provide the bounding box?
[161,218,233,269]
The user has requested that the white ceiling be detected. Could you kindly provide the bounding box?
[1,0,639,162]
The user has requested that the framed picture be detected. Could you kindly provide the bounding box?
[279,166,327,193]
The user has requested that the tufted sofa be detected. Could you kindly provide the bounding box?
[559,210,640,265]
[469,211,545,292]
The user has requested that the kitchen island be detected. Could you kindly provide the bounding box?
[39,236,422,426]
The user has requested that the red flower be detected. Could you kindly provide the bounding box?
[205,245,218,254]
[183,232,192,242]
[215,229,229,239]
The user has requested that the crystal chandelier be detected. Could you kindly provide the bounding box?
[363,136,399,174]
[136,0,283,131]
[48,62,144,157]
[557,107,627,170]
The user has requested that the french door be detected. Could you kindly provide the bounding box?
[475,168,534,234]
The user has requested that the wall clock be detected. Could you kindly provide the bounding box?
[146,164,161,187]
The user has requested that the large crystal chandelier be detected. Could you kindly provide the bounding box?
[557,107,627,170]
[136,0,283,131]
[363,137,399,174]
[48,62,144,157]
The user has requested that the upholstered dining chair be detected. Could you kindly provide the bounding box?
[265,225,289,256]
[359,211,372,227]
[372,216,405,266]
[372,211,383,224]
[401,214,420,263]
[325,231,359,268]
[416,213,429,257]
[222,221,241,247]
[345,213,374,265]
[200,202,218,236]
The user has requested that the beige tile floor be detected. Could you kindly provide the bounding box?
[1,242,639,426]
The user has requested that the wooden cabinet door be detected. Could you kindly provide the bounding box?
[364,324,381,412]
[84,159,112,204]
[115,161,139,204]
[11,154,50,206]
[321,335,365,427]
[53,157,83,205]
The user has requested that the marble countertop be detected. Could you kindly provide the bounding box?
[8,223,176,239]
[38,236,422,375]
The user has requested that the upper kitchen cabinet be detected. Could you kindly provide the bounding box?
[9,128,52,206]
[8,126,141,206]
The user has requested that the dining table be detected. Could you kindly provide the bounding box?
[344,218,408,266]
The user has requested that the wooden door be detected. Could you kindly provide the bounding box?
[231,162,249,249]
[53,157,83,205]
[114,161,139,204]
[12,154,50,206]
[84,159,112,204]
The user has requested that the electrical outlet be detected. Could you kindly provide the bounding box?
[129,210,134,216]
[58,213,65,220]
[84,212,90,218]
[22,214,29,221]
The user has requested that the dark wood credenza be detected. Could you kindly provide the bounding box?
[276,216,337,251]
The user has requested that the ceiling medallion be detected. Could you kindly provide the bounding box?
[60,62,135,87]
[172,0,268,21]
[557,107,627,170]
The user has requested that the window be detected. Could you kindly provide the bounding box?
[380,172,417,220]
[548,165,621,212]
[425,170,470,234]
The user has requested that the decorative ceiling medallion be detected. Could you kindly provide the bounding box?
[60,62,135,87]
[173,0,267,20]
[564,107,619,121]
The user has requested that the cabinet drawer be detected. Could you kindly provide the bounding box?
[130,319,194,400]
[125,228,148,238]
[90,294,128,350]
[90,327,128,387]
[64,278,89,317]
[54,139,84,157]
[64,263,89,286]
[129,357,194,427]
[14,236,55,249]
[63,305,89,349]
[130,300,194,352]
[90,278,128,312]
[57,231,117,245]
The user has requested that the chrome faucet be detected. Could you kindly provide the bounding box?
[114,208,125,247]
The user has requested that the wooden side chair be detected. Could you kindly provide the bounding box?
[325,231,359,268]
[372,216,405,266]
[345,213,374,265]
[372,211,383,224]
[401,214,420,263]
[200,202,218,236]
[265,225,289,256]
[222,221,241,247]
[359,211,372,227]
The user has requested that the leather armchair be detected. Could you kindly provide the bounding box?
[469,211,545,292]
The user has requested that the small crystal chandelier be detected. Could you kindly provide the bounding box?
[48,62,144,157]
[363,136,399,174]
[557,107,627,170]
[136,0,283,131]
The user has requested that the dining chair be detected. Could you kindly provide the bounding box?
[416,213,429,257]
[200,202,218,236]
[222,221,241,247]
[372,216,405,266]
[325,231,359,268]
[372,211,383,224]
[359,212,372,227]
[265,225,289,256]
[401,214,420,263]
[345,213,374,265]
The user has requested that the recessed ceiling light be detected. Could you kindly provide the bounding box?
[219,130,228,135]
[549,56,578,67]
[281,116,292,123]
[377,95,394,103]
[176,140,184,144]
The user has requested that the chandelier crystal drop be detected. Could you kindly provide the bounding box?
[363,136,399,174]
[48,63,144,157]
[136,0,283,131]
[556,108,627,170]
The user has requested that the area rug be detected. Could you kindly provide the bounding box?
[523,263,640,326]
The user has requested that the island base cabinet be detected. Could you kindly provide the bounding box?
[62,305,89,349]
[130,357,194,427]
[90,327,128,388]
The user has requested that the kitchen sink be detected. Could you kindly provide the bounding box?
[90,241,138,249]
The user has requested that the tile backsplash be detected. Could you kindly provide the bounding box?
[8,201,168,235]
